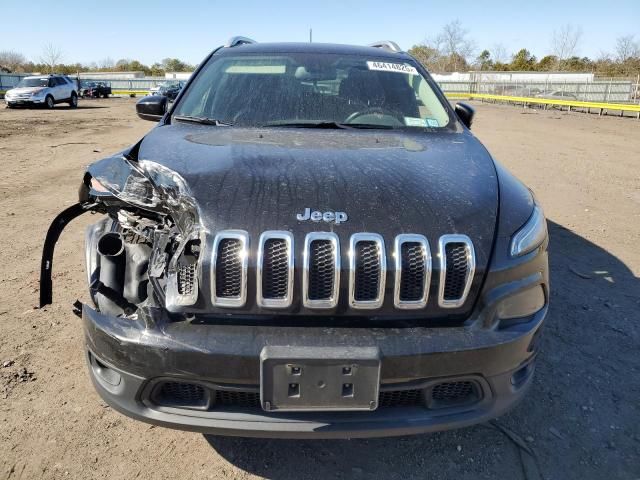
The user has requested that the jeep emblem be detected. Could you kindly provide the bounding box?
[296,208,348,225]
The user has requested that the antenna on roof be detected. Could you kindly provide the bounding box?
[309,28,313,43]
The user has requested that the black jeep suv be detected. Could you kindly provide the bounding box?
[41,38,549,438]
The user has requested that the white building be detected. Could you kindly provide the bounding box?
[165,72,193,80]
[79,71,146,79]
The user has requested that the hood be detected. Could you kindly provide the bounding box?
[137,123,498,245]
[132,124,498,317]
[7,87,46,95]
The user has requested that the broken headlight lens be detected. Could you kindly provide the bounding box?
[510,205,547,257]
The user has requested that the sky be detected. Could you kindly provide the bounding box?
[2,0,639,67]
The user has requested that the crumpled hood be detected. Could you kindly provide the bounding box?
[137,123,498,256]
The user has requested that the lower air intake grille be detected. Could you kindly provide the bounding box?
[378,389,423,408]
[262,238,289,299]
[399,242,426,301]
[214,390,261,408]
[354,241,381,301]
[177,263,197,296]
[150,381,481,412]
[431,381,474,402]
[216,238,243,298]
[154,382,207,408]
[308,240,336,300]
[443,243,469,300]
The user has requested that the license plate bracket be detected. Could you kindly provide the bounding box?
[260,346,381,412]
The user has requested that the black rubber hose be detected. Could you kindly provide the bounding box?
[97,233,127,315]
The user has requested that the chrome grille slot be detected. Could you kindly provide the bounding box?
[349,233,386,309]
[438,235,475,308]
[257,231,294,308]
[211,231,249,307]
[303,233,340,308]
[165,239,200,309]
[354,242,380,300]
[394,234,431,309]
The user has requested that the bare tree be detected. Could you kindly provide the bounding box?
[615,34,640,62]
[435,20,475,71]
[98,57,115,70]
[40,43,63,73]
[551,24,583,62]
[0,50,27,72]
[491,43,508,64]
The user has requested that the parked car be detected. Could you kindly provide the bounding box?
[148,82,164,96]
[535,90,577,100]
[80,81,112,98]
[5,74,78,108]
[41,38,549,439]
[497,86,542,97]
[158,80,186,101]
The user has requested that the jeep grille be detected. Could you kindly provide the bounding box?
[209,231,475,311]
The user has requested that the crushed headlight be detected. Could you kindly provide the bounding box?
[510,205,547,257]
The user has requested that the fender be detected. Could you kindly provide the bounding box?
[39,202,96,307]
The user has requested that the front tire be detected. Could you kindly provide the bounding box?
[45,95,54,109]
[69,92,78,108]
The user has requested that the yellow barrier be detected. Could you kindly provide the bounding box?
[112,90,146,96]
[446,92,640,114]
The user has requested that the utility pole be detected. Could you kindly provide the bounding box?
[309,28,313,43]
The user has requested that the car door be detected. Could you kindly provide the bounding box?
[60,77,72,99]
[48,78,59,100]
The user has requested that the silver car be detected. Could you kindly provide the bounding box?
[5,75,78,108]
[535,90,577,101]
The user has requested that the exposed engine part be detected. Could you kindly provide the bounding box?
[40,155,205,319]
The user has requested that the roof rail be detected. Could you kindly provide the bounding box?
[225,36,257,48]
[368,41,402,53]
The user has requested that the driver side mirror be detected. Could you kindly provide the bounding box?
[136,95,167,122]
[455,102,475,129]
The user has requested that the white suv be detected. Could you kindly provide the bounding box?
[5,75,78,109]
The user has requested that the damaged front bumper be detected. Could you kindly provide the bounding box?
[83,302,544,438]
[41,147,549,438]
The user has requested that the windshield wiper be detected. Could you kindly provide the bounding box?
[344,123,394,129]
[261,121,353,129]
[262,120,396,130]
[173,115,233,126]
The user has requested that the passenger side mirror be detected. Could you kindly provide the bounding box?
[136,95,167,122]
[455,102,475,129]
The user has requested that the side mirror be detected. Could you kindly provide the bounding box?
[454,102,475,129]
[136,95,167,122]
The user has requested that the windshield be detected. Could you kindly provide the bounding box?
[173,52,451,129]
[17,78,49,88]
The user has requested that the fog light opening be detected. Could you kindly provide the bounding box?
[89,352,122,387]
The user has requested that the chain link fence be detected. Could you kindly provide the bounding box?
[438,78,637,103]
[2,73,639,104]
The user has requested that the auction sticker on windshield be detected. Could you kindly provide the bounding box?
[366,61,418,75]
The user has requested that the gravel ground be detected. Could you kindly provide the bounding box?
[0,98,638,479]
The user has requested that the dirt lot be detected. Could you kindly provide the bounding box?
[0,98,638,479]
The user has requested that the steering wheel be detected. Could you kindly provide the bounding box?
[343,106,405,126]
